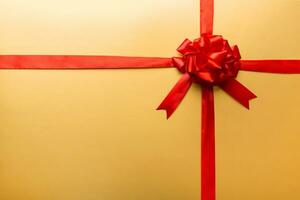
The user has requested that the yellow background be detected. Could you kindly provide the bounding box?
[0,0,300,199]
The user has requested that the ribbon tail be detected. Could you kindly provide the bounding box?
[240,60,300,73]
[157,73,192,119]
[220,79,257,109]
[201,86,215,200]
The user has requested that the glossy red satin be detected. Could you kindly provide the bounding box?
[201,86,215,200]
[157,73,192,118]
[220,79,257,109]
[161,34,256,117]
[0,55,174,69]
[201,0,214,35]
[241,60,300,73]
[173,35,241,85]
[0,1,299,200]
[200,1,216,200]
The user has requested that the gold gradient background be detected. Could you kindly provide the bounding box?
[0,0,299,199]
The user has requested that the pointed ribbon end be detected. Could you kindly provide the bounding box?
[156,106,172,119]
[245,94,257,109]
[220,79,257,110]
[157,74,193,119]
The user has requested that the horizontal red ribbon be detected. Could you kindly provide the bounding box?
[241,60,300,73]
[0,55,174,69]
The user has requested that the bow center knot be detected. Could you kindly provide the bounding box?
[173,34,241,85]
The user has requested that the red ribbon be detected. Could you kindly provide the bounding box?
[158,1,300,200]
[201,85,215,200]
[241,60,300,73]
[0,1,299,200]
[157,73,193,118]
[158,34,257,114]
[0,55,173,69]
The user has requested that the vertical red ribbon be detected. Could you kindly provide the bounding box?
[201,0,214,35]
[200,1,215,200]
[201,86,215,200]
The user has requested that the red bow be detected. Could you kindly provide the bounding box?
[158,34,256,118]
[0,1,300,200]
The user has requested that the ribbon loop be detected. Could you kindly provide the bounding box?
[174,35,241,85]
